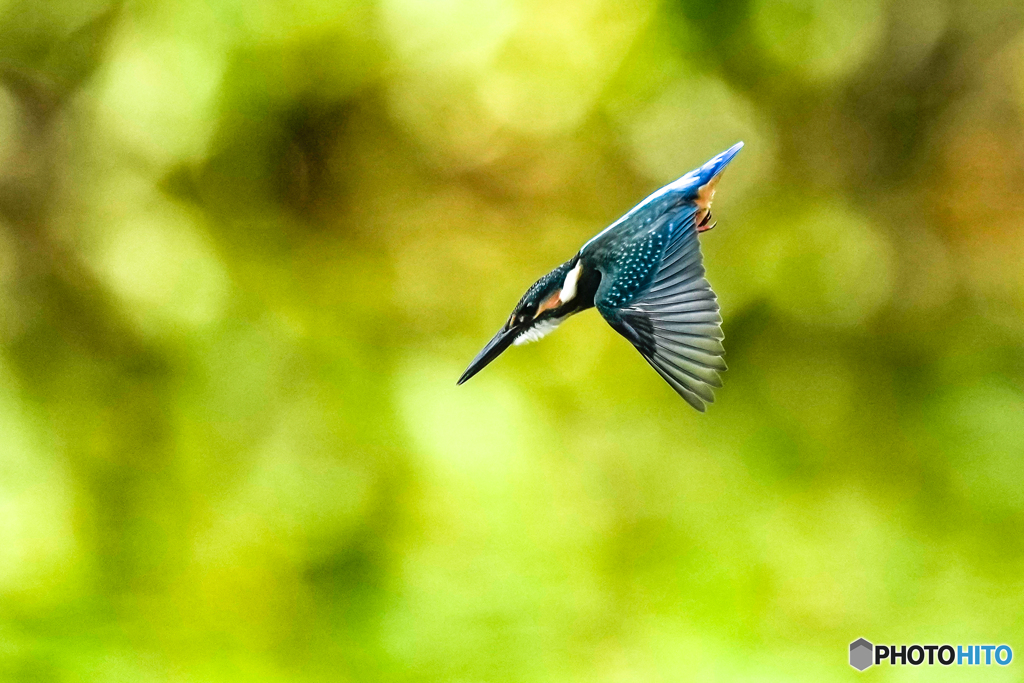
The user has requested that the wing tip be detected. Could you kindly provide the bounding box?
[683,386,712,412]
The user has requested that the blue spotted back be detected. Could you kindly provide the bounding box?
[595,207,690,308]
[589,198,697,303]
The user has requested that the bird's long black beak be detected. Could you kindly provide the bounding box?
[457,325,520,385]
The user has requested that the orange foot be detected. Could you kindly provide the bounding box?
[696,209,716,233]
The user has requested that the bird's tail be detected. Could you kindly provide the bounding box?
[693,141,744,188]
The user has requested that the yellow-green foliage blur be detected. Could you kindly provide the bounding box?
[1,0,1024,680]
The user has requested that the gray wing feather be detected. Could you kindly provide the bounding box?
[594,203,726,410]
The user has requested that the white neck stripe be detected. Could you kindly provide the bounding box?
[559,261,582,303]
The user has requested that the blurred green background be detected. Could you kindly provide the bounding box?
[1,0,1024,680]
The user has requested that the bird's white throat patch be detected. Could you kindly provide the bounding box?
[514,318,563,345]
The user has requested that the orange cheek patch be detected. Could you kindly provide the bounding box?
[536,291,562,317]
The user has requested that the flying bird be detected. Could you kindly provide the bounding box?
[458,142,742,411]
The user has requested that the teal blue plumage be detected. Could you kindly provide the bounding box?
[459,143,742,411]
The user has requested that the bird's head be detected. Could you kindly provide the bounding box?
[457,256,584,385]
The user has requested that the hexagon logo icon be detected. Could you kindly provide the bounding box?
[850,638,873,671]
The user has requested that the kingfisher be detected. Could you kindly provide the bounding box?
[457,142,743,411]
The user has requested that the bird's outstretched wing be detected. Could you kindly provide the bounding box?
[594,204,725,411]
